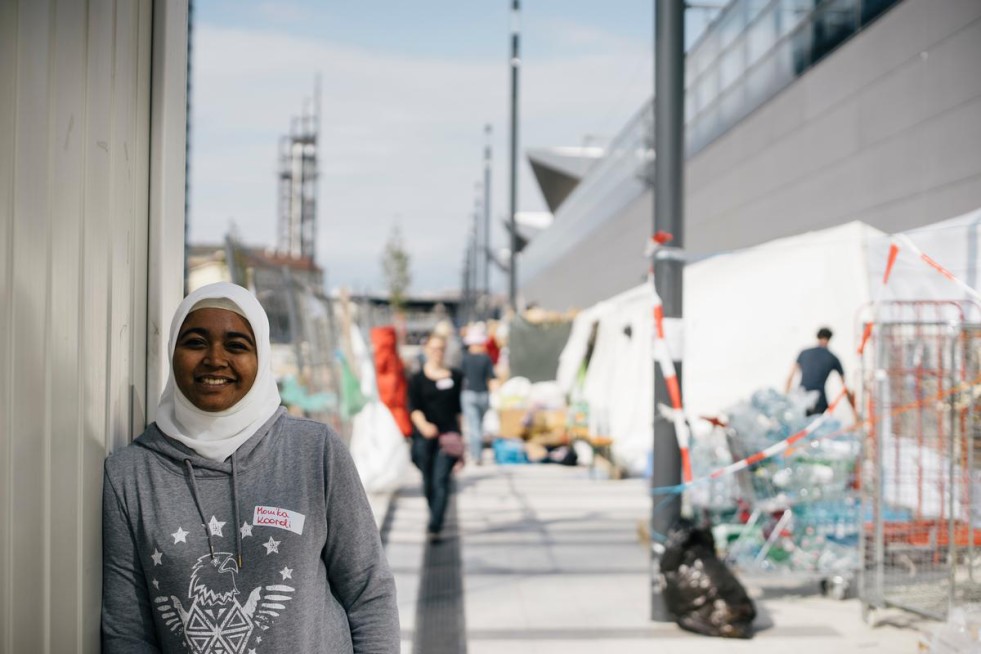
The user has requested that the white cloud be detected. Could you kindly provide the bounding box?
[189,22,651,293]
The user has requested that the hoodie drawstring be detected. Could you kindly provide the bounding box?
[184,459,215,560]
[231,453,243,570]
[183,458,244,570]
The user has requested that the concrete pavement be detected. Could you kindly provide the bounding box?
[381,462,930,653]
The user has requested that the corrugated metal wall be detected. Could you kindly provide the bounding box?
[0,0,153,650]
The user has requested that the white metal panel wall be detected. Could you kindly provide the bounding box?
[0,0,154,650]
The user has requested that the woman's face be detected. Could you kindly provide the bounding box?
[424,337,446,367]
[173,308,258,412]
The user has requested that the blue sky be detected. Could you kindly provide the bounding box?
[188,0,714,293]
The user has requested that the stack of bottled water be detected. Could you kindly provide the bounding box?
[694,388,863,578]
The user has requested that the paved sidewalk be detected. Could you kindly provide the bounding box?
[385,463,930,653]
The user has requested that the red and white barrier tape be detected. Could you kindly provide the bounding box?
[646,232,693,482]
[651,390,851,494]
[895,234,981,304]
[858,235,980,355]
[708,390,847,480]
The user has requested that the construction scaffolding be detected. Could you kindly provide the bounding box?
[277,79,320,261]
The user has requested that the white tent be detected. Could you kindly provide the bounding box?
[559,213,981,473]
[558,285,655,475]
[580,285,654,475]
[684,221,880,423]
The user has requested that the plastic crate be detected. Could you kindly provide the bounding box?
[493,437,528,465]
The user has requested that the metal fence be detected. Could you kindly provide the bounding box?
[860,301,981,623]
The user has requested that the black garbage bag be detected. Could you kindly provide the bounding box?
[661,519,756,638]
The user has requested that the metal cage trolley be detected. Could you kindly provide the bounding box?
[859,301,981,624]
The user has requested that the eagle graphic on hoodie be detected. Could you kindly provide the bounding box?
[155,552,294,654]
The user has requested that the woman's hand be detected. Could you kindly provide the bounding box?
[420,421,439,439]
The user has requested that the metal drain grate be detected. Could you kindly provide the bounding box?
[412,489,467,654]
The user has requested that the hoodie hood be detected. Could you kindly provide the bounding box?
[138,407,287,477]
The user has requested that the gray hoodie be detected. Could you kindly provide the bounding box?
[102,408,400,653]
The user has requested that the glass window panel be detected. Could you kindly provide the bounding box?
[746,6,778,66]
[744,54,777,112]
[700,68,720,112]
[687,116,706,155]
[719,83,748,132]
[719,39,745,91]
[746,0,773,23]
[686,49,707,83]
[695,29,720,75]
[698,104,722,153]
[860,0,900,25]
[789,13,814,76]
[718,2,747,50]
[771,34,797,87]
[778,0,816,39]
[810,0,858,66]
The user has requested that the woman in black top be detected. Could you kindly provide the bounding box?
[408,334,463,540]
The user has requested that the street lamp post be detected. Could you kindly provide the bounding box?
[650,0,686,623]
[483,124,493,318]
[508,0,520,312]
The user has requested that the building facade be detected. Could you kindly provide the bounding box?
[520,0,981,310]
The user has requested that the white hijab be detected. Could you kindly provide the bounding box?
[156,282,282,462]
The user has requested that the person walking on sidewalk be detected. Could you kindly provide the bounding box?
[102,282,399,653]
[461,323,497,464]
[408,333,463,541]
[785,326,855,416]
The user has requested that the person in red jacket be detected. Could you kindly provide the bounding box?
[485,320,501,365]
[371,326,413,436]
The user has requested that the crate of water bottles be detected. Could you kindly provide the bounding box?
[689,388,862,596]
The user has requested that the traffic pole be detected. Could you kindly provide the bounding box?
[650,0,685,623]
[507,0,520,311]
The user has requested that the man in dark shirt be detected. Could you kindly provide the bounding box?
[785,327,854,415]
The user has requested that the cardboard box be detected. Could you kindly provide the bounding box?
[497,408,567,442]
[498,408,529,438]
[527,409,567,446]
[528,409,566,433]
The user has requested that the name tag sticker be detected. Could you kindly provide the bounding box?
[253,506,306,535]
[436,377,455,390]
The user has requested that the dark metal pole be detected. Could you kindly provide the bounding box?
[472,202,480,322]
[483,124,493,317]
[184,0,194,295]
[463,241,473,324]
[508,0,520,311]
[650,0,685,623]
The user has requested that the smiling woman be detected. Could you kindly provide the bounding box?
[101,282,400,653]
[173,307,259,412]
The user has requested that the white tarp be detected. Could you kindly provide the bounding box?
[684,221,879,424]
[556,300,609,394]
[349,401,411,494]
[867,207,981,322]
[560,212,981,474]
[580,284,654,475]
